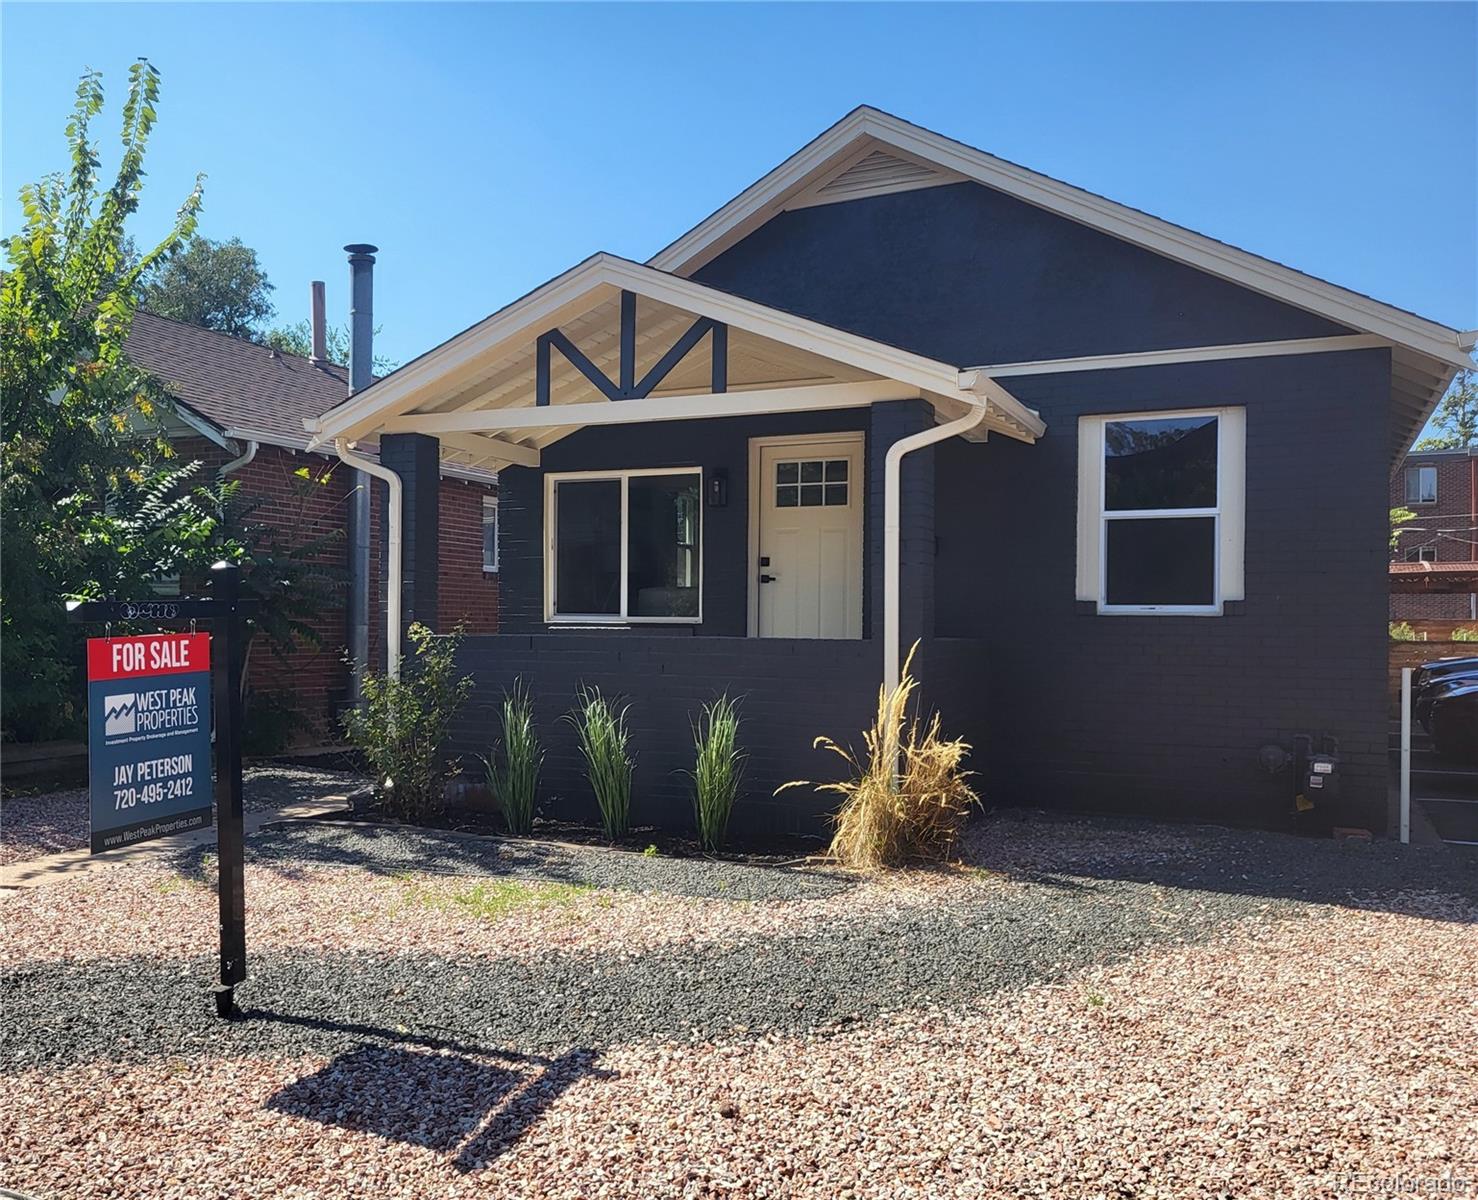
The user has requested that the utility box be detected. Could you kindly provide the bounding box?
[1303,752,1340,801]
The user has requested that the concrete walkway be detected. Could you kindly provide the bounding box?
[0,796,350,890]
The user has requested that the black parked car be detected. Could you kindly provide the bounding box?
[1429,678,1478,764]
[1413,657,1478,729]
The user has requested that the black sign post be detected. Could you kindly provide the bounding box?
[69,562,256,1018]
[209,563,248,1017]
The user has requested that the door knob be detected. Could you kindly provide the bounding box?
[759,573,777,584]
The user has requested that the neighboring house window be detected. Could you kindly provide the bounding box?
[1405,544,1438,563]
[1076,408,1246,614]
[482,495,499,573]
[546,468,702,622]
[1404,465,1438,504]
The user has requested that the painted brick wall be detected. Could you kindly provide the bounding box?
[692,181,1394,834]
[449,634,882,837]
[934,350,1393,832]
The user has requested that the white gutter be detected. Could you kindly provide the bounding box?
[883,401,991,696]
[218,438,258,478]
[334,437,403,681]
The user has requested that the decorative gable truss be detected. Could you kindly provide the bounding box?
[537,290,727,405]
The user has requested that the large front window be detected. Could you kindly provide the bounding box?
[548,469,702,622]
[1076,407,1245,615]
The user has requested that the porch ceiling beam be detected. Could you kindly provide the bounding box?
[959,333,1389,384]
[433,431,541,468]
[381,380,918,435]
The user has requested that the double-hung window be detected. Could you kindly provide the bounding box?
[1077,407,1245,615]
[546,468,702,622]
[1404,465,1437,504]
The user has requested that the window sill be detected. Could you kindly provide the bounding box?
[1076,599,1244,616]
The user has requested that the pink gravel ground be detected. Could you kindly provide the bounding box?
[5,902,1474,1200]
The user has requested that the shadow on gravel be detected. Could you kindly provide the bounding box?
[172,821,855,902]
[973,809,1478,923]
[262,1020,603,1171]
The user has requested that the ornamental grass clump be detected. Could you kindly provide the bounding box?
[782,644,978,870]
[688,694,746,852]
[567,685,633,841]
[484,679,542,835]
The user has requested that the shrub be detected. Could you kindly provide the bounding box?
[783,645,978,870]
[484,678,542,835]
[1389,621,1420,642]
[341,624,472,823]
[566,685,633,841]
[688,694,745,852]
[1451,626,1478,643]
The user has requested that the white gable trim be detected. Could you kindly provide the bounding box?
[307,253,1046,452]
[786,142,964,211]
[649,107,1474,373]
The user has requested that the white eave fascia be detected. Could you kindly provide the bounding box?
[308,252,1046,448]
[650,106,1474,373]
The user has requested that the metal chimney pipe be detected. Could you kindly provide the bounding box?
[309,280,327,365]
[343,243,378,700]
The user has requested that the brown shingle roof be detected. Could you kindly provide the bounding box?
[125,311,350,450]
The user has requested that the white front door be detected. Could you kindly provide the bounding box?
[754,435,864,639]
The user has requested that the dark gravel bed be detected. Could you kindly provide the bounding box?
[3,870,1297,1072]
[208,820,854,902]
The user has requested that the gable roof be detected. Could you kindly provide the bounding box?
[125,311,354,451]
[649,106,1475,460]
[307,252,1044,465]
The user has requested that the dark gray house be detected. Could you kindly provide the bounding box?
[309,107,1475,837]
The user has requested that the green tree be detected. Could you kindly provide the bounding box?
[262,318,399,375]
[1,61,209,741]
[1415,370,1477,451]
[141,235,274,337]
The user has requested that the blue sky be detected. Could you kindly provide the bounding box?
[3,2,1475,368]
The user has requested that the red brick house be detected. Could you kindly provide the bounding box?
[124,308,499,742]
[1390,446,1477,619]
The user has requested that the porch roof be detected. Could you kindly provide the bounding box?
[305,253,1045,472]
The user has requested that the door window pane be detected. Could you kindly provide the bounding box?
[627,473,701,618]
[1105,517,1216,607]
[1105,416,1218,511]
[555,479,621,615]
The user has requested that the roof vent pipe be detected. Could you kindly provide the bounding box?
[343,244,378,699]
[309,280,327,365]
[345,245,377,394]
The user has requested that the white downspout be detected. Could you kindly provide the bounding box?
[218,438,258,478]
[883,401,990,696]
[334,438,403,681]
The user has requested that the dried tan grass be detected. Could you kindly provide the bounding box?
[781,644,979,870]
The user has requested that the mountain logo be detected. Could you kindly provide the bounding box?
[103,693,138,736]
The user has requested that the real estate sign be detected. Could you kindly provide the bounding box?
[87,633,213,853]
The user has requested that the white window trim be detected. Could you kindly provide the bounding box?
[1404,465,1438,505]
[1076,406,1245,615]
[543,467,703,625]
[482,494,499,574]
